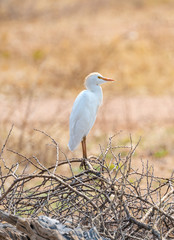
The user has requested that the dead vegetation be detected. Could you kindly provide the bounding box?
[1,0,174,97]
[0,127,173,240]
[0,2,174,239]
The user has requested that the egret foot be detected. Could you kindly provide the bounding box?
[80,158,98,172]
[80,158,88,170]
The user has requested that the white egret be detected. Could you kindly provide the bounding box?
[68,72,115,163]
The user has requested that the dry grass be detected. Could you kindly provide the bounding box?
[0,0,174,96]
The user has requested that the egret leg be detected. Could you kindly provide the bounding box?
[80,136,87,169]
[82,136,87,159]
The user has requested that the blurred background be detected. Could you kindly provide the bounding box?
[0,0,174,176]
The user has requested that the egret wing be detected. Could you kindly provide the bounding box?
[68,90,97,151]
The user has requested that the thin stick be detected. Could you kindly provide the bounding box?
[0,124,14,159]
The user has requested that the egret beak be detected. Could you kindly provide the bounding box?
[98,76,115,81]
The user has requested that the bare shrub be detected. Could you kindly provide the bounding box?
[0,127,173,239]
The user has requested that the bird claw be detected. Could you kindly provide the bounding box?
[79,159,87,170]
[79,159,101,176]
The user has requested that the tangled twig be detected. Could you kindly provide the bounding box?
[0,127,173,239]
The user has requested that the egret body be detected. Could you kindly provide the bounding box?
[68,72,115,160]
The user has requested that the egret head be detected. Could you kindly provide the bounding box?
[85,72,115,90]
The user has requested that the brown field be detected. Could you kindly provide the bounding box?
[0,0,174,177]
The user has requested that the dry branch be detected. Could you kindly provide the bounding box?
[0,129,174,239]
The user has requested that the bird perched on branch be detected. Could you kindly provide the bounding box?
[68,72,115,166]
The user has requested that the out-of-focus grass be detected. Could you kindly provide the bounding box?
[1,120,173,178]
[154,148,168,158]
[0,0,174,97]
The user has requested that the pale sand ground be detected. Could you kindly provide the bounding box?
[1,96,174,127]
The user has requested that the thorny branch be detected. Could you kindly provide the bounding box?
[0,127,174,239]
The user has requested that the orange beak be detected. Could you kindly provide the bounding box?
[98,76,115,81]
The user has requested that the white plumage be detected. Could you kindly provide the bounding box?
[68,72,115,158]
